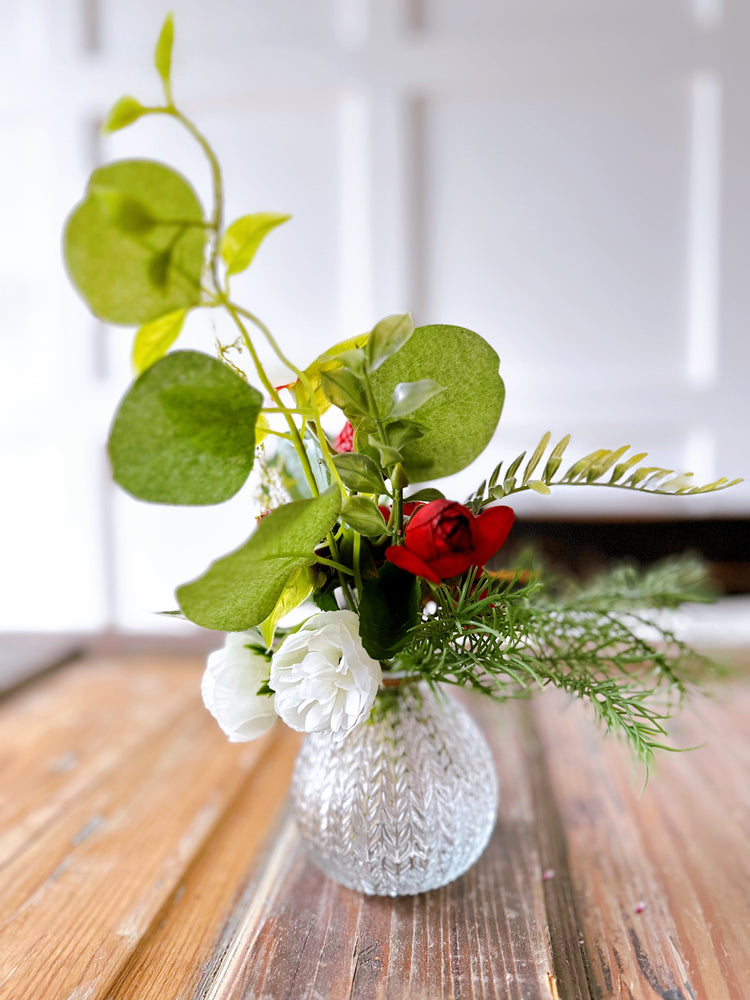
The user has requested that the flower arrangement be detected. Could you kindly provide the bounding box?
[64,16,741,772]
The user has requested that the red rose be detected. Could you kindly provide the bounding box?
[385,499,514,584]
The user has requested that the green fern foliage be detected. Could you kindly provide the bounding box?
[468,432,742,509]
[396,557,718,773]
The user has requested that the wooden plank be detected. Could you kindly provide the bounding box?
[0,656,201,864]
[102,730,300,1000]
[531,682,750,1000]
[0,656,278,1000]
[1,653,749,999]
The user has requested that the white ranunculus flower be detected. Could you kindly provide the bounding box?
[269,610,382,741]
[202,632,277,742]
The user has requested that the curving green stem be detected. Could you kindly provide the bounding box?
[225,303,319,496]
[230,303,347,495]
[362,371,404,543]
[167,106,224,290]
[167,100,356,611]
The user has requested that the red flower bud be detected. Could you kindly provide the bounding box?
[384,499,514,584]
[334,422,354,453]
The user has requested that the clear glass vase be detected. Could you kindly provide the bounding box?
[291,682,498,896]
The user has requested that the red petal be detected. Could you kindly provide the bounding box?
[471,506,515,565]
[426,551,476,579]
[385,545,441,584]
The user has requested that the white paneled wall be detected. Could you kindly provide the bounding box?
[0,0,747,631]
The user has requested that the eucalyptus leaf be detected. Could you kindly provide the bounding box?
[108,350,262,505]
[368,324,505,480]
[358,562,420,660]
[132,308,188,373]
[332,452,386,493]
[221,212,291,276]
[366,313,414,372]
[388,379,445,419]
[92,187,157,234]
[341,496,388,537]
[154,13,174,89]
[102,96,150,134]
[176,487,341,630]
[64,159,205,325]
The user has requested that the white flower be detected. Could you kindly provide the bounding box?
[201,632,277,742]
[269,610,382,741]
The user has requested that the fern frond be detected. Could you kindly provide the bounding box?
[472,435,742,504]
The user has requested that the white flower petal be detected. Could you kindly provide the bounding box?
[269,610,382,739]
[201,633,277,742]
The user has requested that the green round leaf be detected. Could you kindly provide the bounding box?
[368,324,504,480]
[177,487,342,630]
[64,159,205,325]
[108,350,262,505]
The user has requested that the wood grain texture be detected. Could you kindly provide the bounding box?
[0,653,748,999]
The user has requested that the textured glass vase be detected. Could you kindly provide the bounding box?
[291,683,498,896]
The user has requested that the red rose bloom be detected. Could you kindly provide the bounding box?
[385,499,514,584]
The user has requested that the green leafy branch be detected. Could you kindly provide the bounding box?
[467,431,742,509]
[395,559,717,772]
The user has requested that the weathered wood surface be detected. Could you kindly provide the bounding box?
[0,652,748,999]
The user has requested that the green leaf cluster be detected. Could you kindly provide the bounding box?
[317,316,505,482]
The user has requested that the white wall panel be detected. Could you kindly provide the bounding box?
[98,0,338,54]
[421,87,691,390]
[0,0,747,632]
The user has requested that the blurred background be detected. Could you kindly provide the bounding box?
[1,0,749,657]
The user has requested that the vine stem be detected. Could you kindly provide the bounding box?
[166,107,224,289]
[362,371,404,543]
[169,101,356,611]
[230,303,347,496]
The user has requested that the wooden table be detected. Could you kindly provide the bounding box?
[1,651,748,999]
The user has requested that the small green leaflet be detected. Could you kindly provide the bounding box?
[332,452,385,494]
[221,213,291,276]
[154,13,174,91]
[366,313,414,373]
[131,308,188,373]
[388,379,444,419]
[341,497,387,537]
[259,567,314,648]
[102,96,149,134]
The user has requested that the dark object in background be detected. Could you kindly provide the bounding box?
[503,518,750,594]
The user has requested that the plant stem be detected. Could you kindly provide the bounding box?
[361,371,405,542]
[224,303,319,496]
[230,303,347,495]
[167,107,224,290]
